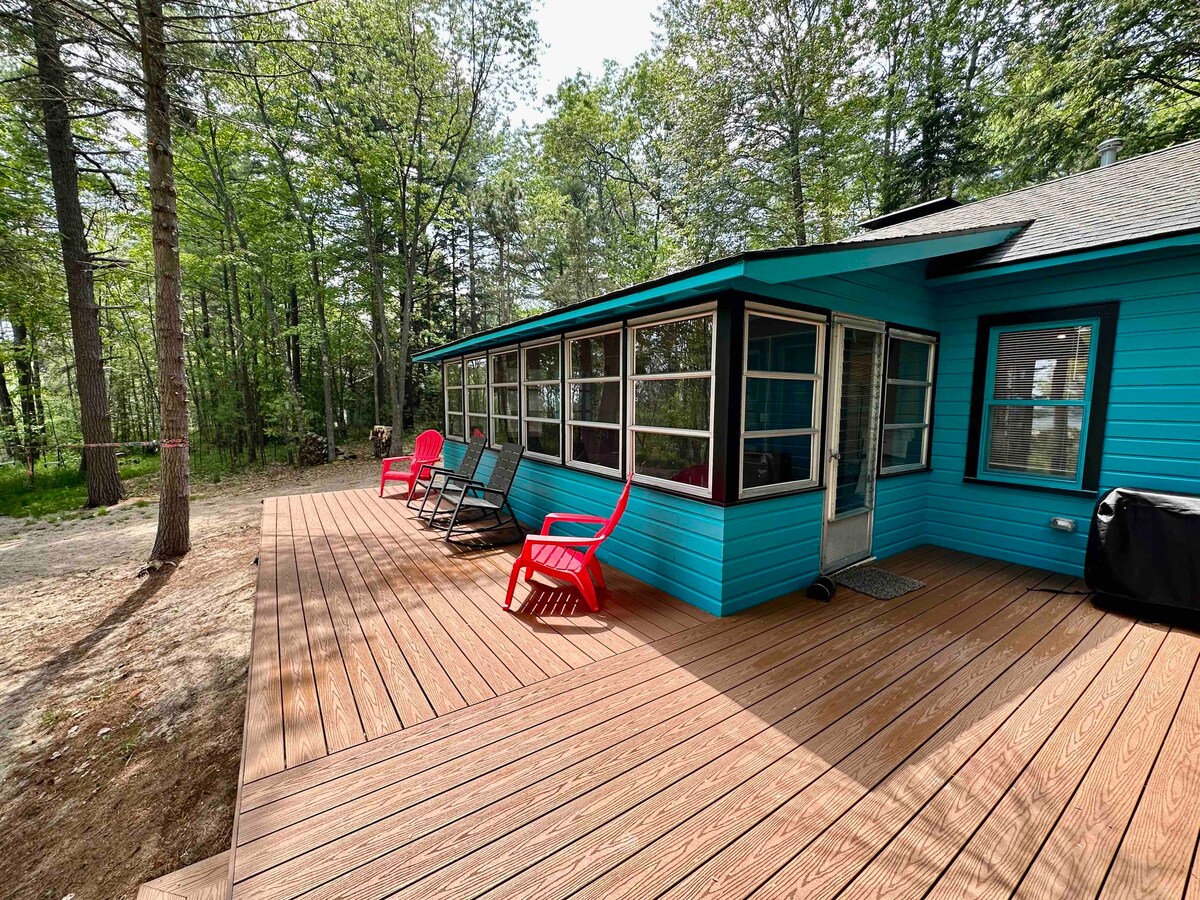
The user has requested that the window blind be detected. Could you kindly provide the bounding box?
[984,322,1094,483]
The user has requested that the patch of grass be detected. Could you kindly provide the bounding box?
[0,454,157,519]
[38,708,69,731]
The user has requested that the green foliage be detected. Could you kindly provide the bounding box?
[0,456,158,519]
[0,0,1194,511]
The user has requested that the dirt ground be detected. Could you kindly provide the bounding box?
[0,447,378,900]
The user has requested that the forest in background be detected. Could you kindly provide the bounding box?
[0,0,1196,519]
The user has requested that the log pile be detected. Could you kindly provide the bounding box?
[370,425,393,459]
[298,432,328,466]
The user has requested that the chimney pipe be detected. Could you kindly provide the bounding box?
[1098,137,1123,167]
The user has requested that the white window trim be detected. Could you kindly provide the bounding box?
[488,347,520,449]
[521,338,563,463]
[739,306,827,499]
[565,326,624,476]
[464,355,489,444]
[443,359,465,441]
[627,306,717,499]
[880,329,936,475]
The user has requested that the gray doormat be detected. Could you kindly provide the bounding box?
[833,565,925,600]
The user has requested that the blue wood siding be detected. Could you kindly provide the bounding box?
[442,443,728,614]
[437,249,1199,613]
[441,261,941,616]
[927,248,1200,574]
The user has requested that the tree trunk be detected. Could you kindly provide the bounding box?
[467,216,479,333]
[29,0,123,504]
[137,0,190,559]
[388,247,416,456]
[358,195,390,431]
[307,225,337,460]
[287,282,301,391]
[787,124,807,246]
[11,322,41,466]
[0,356,19,459]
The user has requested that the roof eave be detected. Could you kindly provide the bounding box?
[927,226,1200,286]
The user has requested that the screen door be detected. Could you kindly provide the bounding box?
[822,317,885,572]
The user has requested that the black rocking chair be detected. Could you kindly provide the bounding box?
[430,442,525,543]
[410,434,486,519]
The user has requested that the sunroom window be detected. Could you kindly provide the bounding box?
[523,341,561,460]
[465,355,488,441]
[629,310,715,495]
[567,329,622,473]
[741,309,824,497]
[490,349,519,447]
[980,320,1097,486]
[444,360,464,440]
[881,332,936,473]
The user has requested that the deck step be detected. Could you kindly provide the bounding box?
[136,850,229,900]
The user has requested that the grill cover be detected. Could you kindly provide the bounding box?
[1085,487,1200,610]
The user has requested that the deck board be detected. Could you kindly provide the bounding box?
[221,487,1200,900]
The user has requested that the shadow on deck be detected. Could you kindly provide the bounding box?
[142,487,1200,900]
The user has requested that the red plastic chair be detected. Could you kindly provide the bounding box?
[504,475,633,612]
[379,429,443,498]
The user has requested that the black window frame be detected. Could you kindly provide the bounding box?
[964,301,1119,498]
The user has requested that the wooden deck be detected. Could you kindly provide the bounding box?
[159,487,1200,899]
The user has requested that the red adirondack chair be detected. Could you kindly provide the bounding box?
[504,475,633,612]
[379,429,443,498]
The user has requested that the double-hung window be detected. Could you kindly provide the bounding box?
[628,309,715,496]
[741,308,824,497]
[979,319,1098,487]
[880,331,936,473]
[489,349,520,446]
[465,355,488,440]
[444,360,464,440]
[567,329,622,473]
[523,340,562,460]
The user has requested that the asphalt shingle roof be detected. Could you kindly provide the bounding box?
[842,139,1200,271]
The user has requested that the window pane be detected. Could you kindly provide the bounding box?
[526,421,561,457]
[467,386,486,414]
[571,425,619,469]
[492,386,519,417]
[884,384,928,425]
[446,389,464,413]
[743,434,814,489]
[492,417,519,445]
[445,363,463,387]
[634,378,710,431]
[882,426,926,470]
[491,351,519,384]
[570,381,621,423]
[635,432,709,486]
[993,324,1092,401]
[571,332,621,379]
[746,315,818,374]
[887,338,931,381]
[526,384,560,420]
[447,413,464,439]
[634,316,712,375]
[987,405,1083,479]
[466,358,487,385]
[744,378,814,432]
[524,344,560,382]
[468,415,488,440]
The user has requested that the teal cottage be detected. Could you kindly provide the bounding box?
[414,139,1200,616]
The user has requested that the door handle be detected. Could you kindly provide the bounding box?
[830,450,842,461]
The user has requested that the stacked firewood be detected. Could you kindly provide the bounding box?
[298,432,327,466]
[370,425,393,459]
